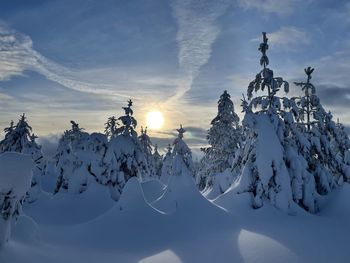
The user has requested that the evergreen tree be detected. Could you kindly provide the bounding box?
[0,114,44,203]
[138,127,156,177]
[160,144,173,184]
[102,100,149,201]
[197,90,243,198]
[153,144,163,178]
[53,121,90,194]
[172,125,193,178]
[233,32,317,213]
[294,68,350,192]
[104,116,122,139]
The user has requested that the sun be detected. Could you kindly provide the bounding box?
[146,111,164,130]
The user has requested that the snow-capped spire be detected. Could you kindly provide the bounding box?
[118,99,137,137]
[176,124,186,139]
[259,32,269,68]
[246,32,289,107]
[123,99,134,116]
[70,120,81,133]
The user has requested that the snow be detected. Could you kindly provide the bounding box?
[1,182,350,262]
[141,179,166,203]
[0,153,33,196]
[23,182,114,225]
[0,152,33,246]
[1,149,350,262]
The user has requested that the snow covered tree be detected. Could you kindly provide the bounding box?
[102,100,149,201]
[171,125,193,178]
[138,127,156,177]
[233,32,318,213]
[153,144,163,178]
[160,144,173,185]
[197,90,243,197]
[53,121,90,194]
[104,116,122,139]
[294,68,350,191]
[0,114,44,203]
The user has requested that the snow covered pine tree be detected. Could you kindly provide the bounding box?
[172,125,194,179]
[53,121,91,194]
[197,90,243,199]
[294,67,350,193]
[233,32,318,213]
[160,144,173,185]
[138,127,157,178]
[102,100,150,201]
[0,114,44,203]
[153,144,163,178]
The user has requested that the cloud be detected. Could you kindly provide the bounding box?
[316,85,350,108]
[0,25,129,99]
[36,133,61,159]
[168,0,230,102]
[237,0,295,15]
[251,27,310,51]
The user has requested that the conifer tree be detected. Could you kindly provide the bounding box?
[294,68,350,191]
[197,90,243,197]
[53,121,90,194]
[153,144,163,178]
[234,32,317,213]
[160,144,173,184]
[102,100,149,201]
[138,127,156,177]
[0,114,44,203]
[104,116,122,139]
[172,125,193,178]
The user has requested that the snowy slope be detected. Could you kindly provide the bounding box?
[23,182,115,225]
[2,178,350,262]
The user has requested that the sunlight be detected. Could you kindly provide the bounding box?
[146,111,164,130]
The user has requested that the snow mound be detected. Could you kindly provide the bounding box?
[141,179,166,203]
[23,182,114,225]
[117,177,152,211]
[50,177,166,250]
[153,172,228,225]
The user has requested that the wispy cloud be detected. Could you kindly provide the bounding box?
[251,27,310,51]
[0,25,129,99]
[237,0,295,15]
[168,0,230,102]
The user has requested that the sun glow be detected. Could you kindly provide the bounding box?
[146,111,164,130]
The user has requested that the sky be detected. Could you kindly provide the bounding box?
[0,0,349,156]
